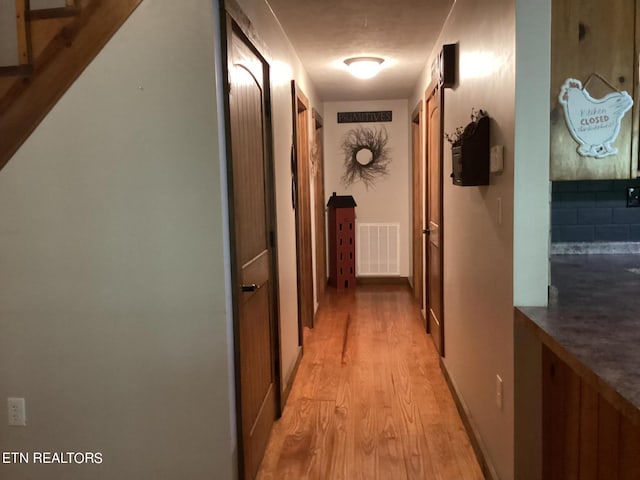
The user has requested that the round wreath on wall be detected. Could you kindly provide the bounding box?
[340,126,390,189]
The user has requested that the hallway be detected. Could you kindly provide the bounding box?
[257,285,484,479]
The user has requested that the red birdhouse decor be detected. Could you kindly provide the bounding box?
[327,193,357,289]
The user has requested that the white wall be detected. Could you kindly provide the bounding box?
[231,0,321,391]
[410,0,516,478]
[324,99,411,277]
[513,0,550,306]
[0,1,237,479]
[513,1,551,479]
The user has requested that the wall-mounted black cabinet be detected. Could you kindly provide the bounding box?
[451,115,490,186]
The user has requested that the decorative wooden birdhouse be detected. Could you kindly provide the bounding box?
[327,193,357,289]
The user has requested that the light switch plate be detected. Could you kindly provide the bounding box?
[490,145,504,173]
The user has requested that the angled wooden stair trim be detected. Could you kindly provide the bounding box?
[0,0,143,172]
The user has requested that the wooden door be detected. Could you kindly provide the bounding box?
[292,82,314,333]
[226,20,279,480]
[426,85,444,356]
[312,109,327,305]
[411,101,424,314]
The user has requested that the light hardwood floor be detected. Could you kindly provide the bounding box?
[257,284,485,480]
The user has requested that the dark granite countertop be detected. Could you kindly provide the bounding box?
[516,254,640,424]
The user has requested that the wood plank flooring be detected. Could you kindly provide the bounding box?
[257,285,484,480]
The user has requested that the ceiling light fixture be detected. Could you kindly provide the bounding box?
[344,57,384,79]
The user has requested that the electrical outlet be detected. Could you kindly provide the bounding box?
[7,397,26,426]
[495,375,503,411]
[627,187,640,207]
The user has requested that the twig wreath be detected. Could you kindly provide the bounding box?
[340,126,390,189]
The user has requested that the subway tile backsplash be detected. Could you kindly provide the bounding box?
[552,180,640,243]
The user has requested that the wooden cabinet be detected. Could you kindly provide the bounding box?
[542,345,640,479]
[550,0,640,180]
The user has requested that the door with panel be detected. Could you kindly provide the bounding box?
[411,101,424,318]
[425,84,444,356]
[312,109,327,305]
[292,82,314,332]
[226,18,280,480]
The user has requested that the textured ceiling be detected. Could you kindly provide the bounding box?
[267,0,454,101]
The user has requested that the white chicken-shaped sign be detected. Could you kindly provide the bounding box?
[559,78,633,158]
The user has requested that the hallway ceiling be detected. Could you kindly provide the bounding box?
[267,0,454,101]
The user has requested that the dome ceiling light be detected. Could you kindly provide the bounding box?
[344,57,384,79]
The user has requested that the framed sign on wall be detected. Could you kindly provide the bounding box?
[558,76,633,159]
[431,43,457,89]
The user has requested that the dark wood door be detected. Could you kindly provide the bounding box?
[313,109,327,305]
[411,101,424,315]
[292,82,314,333]
[227,21,279,480]
[426,85,444,356]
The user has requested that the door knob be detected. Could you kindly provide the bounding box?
[423,229,431,235]
[241,284,258,292]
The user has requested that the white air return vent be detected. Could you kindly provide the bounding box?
[356,223,400,276]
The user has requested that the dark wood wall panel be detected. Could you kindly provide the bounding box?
[598,399,621,479]
[619,420,640,480]
[543,345,640,480]
[579,382,598,480]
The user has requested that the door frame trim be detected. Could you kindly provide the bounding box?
[220,9,282,479]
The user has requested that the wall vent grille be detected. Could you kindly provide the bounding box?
[356,223,400,276]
